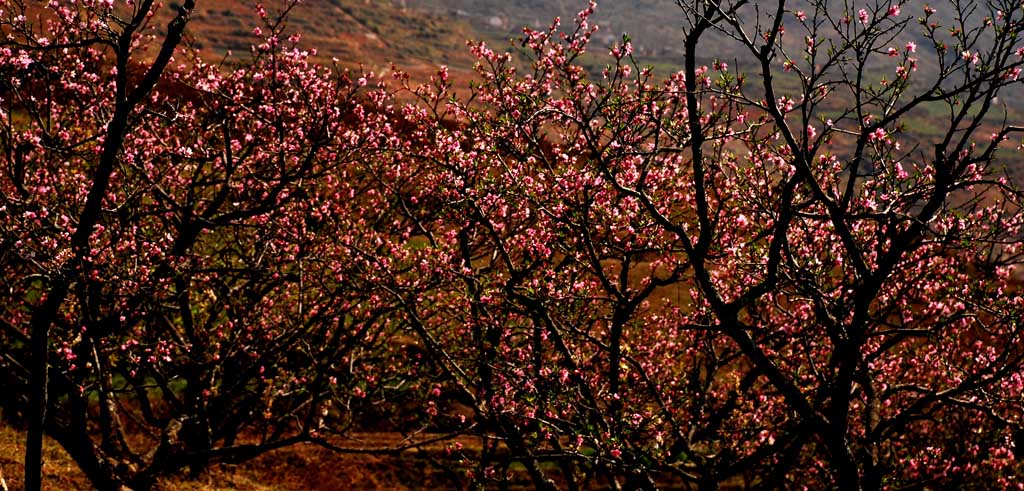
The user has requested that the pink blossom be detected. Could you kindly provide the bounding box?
[894,162,908,179]
[858,9,870,24]
[868,127,887,142]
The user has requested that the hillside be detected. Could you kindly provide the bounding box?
[175,0,482,81]
[396,0,1023,181]
[179,1,1022,97]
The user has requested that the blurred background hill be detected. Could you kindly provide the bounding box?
[172,0,1023,182]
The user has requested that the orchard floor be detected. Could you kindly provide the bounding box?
[0,423,471,490]
[0,424,739,490]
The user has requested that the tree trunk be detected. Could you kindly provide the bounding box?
[22,2,195,490]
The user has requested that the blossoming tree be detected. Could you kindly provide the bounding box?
[0,1,428,490]
[3,0,1024,490]
[390,1,1024,489]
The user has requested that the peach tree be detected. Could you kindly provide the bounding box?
[0,1,428,490]
[391,1,1024,489]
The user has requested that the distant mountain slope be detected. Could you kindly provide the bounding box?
[178,1,1008,93]
[407,0,984,72]
[170,0,1022,180]
[180,0,481,77]
[402,0,1023,180]
[408,0,688,62]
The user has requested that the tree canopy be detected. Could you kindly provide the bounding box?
[2,1,1024,490]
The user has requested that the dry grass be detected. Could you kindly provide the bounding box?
[0,423,466,490]
[0,423,90,491]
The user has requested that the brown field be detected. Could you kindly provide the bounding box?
[0,423,480,491]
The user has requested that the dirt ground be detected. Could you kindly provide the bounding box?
[0,424,473,491]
